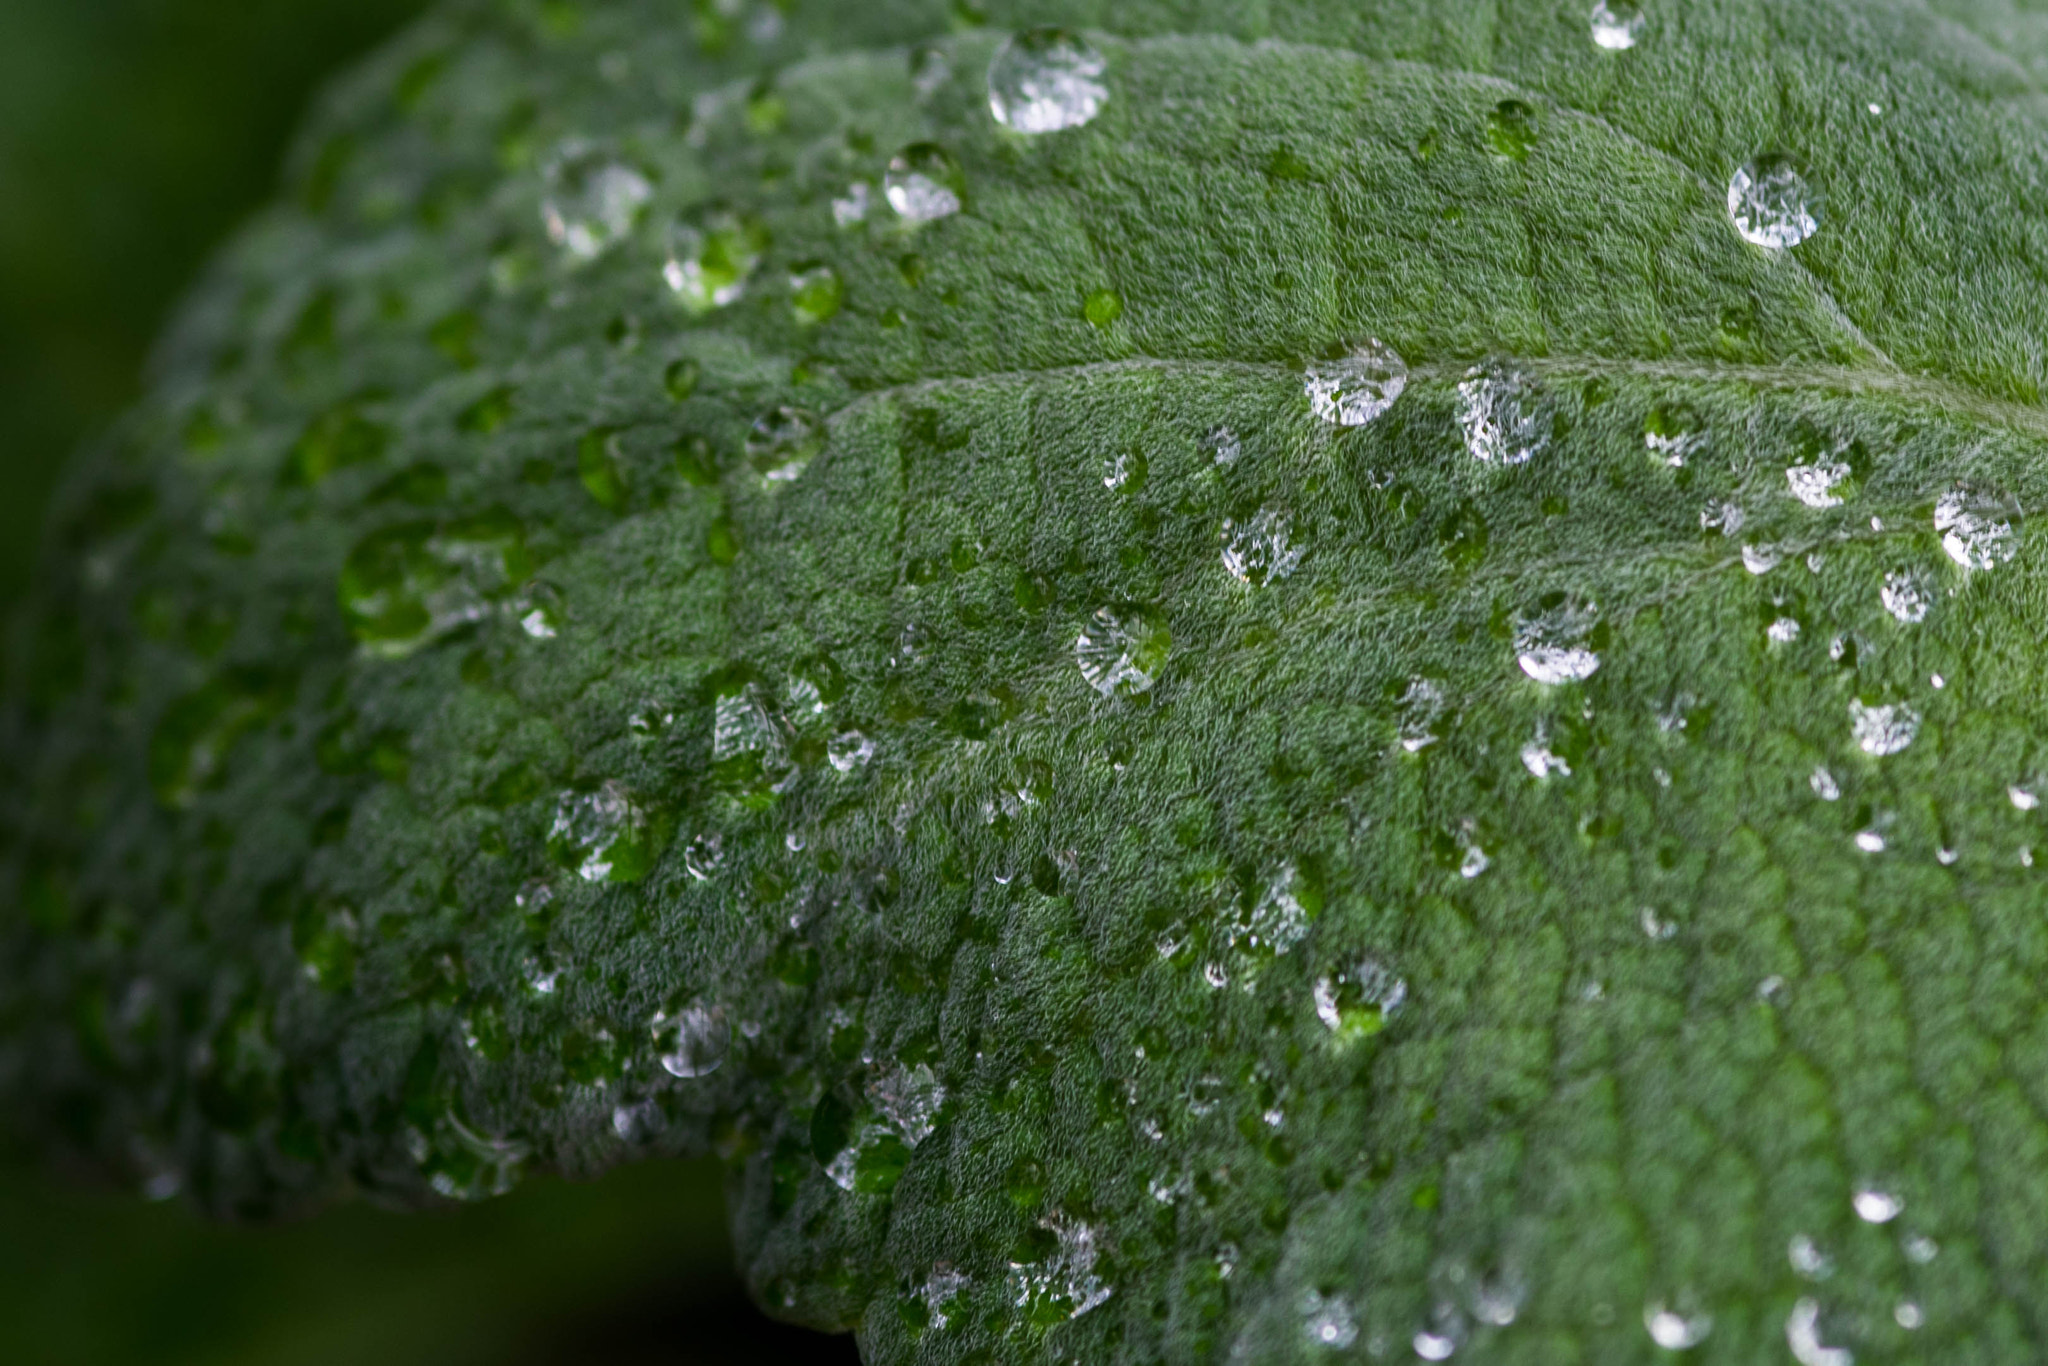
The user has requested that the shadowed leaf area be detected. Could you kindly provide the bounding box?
[11,1,2048,1362]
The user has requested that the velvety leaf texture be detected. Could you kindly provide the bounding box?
[12,0,2048,1360]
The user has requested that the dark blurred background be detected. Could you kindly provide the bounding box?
[0,3,854,1361]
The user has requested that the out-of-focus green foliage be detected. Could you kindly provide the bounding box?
[17,1,2048,1362]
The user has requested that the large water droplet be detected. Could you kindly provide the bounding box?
[1935,486,2020,569]
[1303,341,1406,426]
[542,143,651,261]
[1728,155,1817,249]
[1849,698,1919,756]
[651,1002,729,1077]
[1457,364,1548,465]
[663,211,768,313]
[1076,606,1168,697]
[1221,508,1305,585]
[886,143,965,222]
[1590,0,1645,49]
[988,28,1109,133]
[1515,595,1602,684]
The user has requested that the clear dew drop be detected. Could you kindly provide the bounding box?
[1007,1212,1113,1321]
[1304,341,1407,426]
[828,729,875,773]
[1701,500,1745,537]
[1788,1234,1835,1281]
[1301,1290,1359,1350]
[1591,0,1646,49]
[1221,508,1305,585]
[1786,1298,1852,1366]
[1849,698,1920,757]
[662,211,766,313]
[1741,543,1783,575]
[713,684,783,764]
[1853,1187,1903,1223]
[650,1003,729,1078]
[1514,595,1602,684]
[868,1062,946,1145]
[541,143,652,261]
[1644,1303,1713,1350]
[1728,155,1817,249]
[988,28,1109,134]
[1413,1331,1458,1361]
[1076,606,1169,697]
[1811,766,1841,800]
[547,782,661,883]
[831,181,872,226]
[1935,486,2021,569]
[1895,1302,1924,1331]
[1881,569,1930,624]
[1521,738,1571,780]
[1786,457,1850,509]
[1398,677,1448,752]
[788,262,845,325]
[885,142,965,222]
[2011,785,2039,811]
[920,1264,971,1330]
[1904,1233,1939,1264]
[1767,617,1801,644]
[1457,364,1548,465]
[744,406,826,486]
[1315,959,1408,1037]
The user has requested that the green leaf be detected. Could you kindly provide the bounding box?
[11,1,2048,1362]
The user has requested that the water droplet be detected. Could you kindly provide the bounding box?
[1643,403,1704,466]
[662,211,767,312]
[1894,1302,1924,1330]
[1640,907,1678,941]
[1741,543,1783,575]
[1785,1298,1851,1366]
[1007,1213,1113,1322]
[1701,500,1745,537]
[831,181,872,226]
[713,684,784,765]
[1314,959,1407,1038]
[868,1062,946,1145]
[745,406,826,486]
[1853,1187,1903,1223]
[1459,839,1491,880]
[1414,1331,1458,1361]
[1855,828,1886,853]
[1787,457,1850,509]
[1935,486,2021,569]
[1787,1235,1835,1281]
[988,28,1108,133]
[1204,426,1242,467]
[1101,450,1144,491]
[651,1002,729,1077]
[1232,864,1312,954]
[1767,616,1801,644]
[1485,99,1539,161]
[1644,1303,1712,1350]
[683,831,725,881]
[1301,1290,1359,1349]
[1457,364,1548,465]
[1849,699,1919,757]
[1398,677,1447,752]
[1083,287,1123,328]
[1903,1233,1939,1263]
[827,729,875,773]
[789,262,844,325]
[549,782,667,883]
[1811,767,1841,800]
[1076,606,1168,697]
[611,1099,665,1144]
[1303,341,1406,426]
[1591,0,1645,49]
[1728,155,1817,249]
[920,1264,971,1330]
[1515,595,1602,684]
[1221,508,1305,585]
[886,143,965,222]
[542,143,651,261]
[1880,570,1930,624]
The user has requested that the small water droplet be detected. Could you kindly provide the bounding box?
[1728,155,1817,248]
[1514,595,1601,684]
[886,143,965,222]
[1894,1301,1924,1330]
[1101,450,1144,491]
[920,1264,971,1330]
[1591,0,1645,49]
[662,211,767,312]
[1459,840,1491,880]
[987,28,1108,133]
[1811,767,1841,800]
[788,261,845,325]
[1855,828,1886,853]
[1741,543,1783,575]
[1076,606,1168,697]
[1521,737,1571,780]
[1304,341,1407,425]
[1788,1235,1834,1280]
[1903,1233,1939,1263]
[745,406,826,485]
[1849,699,1919,756]
[1935,486,2021,569]
[542,143,651,261]
[1786,1298,1851,1366]
[1315,959,1408,1037]
[1879,569,1930,624]
[1083,287,1123,328]
[831,181,872,226]
[1301,1290,1359,1349]
[1767,616,1801,644]
[827,729,875,773]
[1485,99,1539,160]
[1640,907,1678,941]
[650,1002,729,1077]
[1221,508,1305,585]
[683,831,725,881]
[1644,1303,1713,1350]
[1701,500,1745,537]
[1787,457,1850,508]
[868,1062,946,1145]
[1457,364,1548,465]
[549,782,666,883]
[1398,677,1448,752]
[1413,1331,1458,1361]
[1853,1186,1903,1223]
